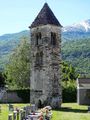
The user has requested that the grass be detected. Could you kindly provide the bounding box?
[0,104,9,120]
[0,103,90,120]
[52,103,90,120]
[0,104,29,120]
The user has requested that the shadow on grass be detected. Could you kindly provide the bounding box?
[53,107,87,113]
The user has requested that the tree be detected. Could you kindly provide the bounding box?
[5,37,30,89]
[5,36,78,90]
[61,61,79,85]
[61,61,78,102]
[0,72,5,87]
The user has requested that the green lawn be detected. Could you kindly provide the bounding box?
[0,103,90,120]
[52,103,90,120]
[0,104,29,120]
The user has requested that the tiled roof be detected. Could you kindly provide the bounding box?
[30,3,62,28]
[78,78,90,84]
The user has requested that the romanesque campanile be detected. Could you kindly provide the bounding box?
[29,3,62,109]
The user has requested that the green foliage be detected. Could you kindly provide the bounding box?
[61,61,79,83]
[5,89,30,103]
[5,37,30,89]
[1,30,90,78]
[0,30,29,71]
[0,72,6,87]
[62,38,90,77]
[62,81,77,102]
[61,61,78,102]
[16,89,30,103]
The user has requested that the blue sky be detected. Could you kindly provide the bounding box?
[0,0,90,35]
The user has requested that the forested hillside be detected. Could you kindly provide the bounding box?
[62,38,90,77]
[0,30,29,70]
[0,19,90,77]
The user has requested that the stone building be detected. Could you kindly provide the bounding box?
[77,78,90,105]
[29,3,62,108]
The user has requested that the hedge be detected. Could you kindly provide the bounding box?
[8,89,30,103]
[62,86,77,103]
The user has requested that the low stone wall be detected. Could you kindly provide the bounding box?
[0,90,30,103]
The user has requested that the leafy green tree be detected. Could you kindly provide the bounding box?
[61,61,79,85]
[0,72,6,87]
[5,36,79,90]
[5,37,30,89]
[61,61,78,102]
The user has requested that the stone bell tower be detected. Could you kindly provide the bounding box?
[29,3,62,109]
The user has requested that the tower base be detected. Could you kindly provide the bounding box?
[30,90,62,109]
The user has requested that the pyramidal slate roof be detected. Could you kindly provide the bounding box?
[30,3,62,28]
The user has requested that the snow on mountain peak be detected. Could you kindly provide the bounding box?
[79,19,90,32]
[63,19,90,33]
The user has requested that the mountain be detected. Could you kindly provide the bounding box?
[0,30,30,70]
[62,19,90,41]
[0,30,29,54]
[0,19,90,77]
[63,19,90,33]
[62,19,90,77]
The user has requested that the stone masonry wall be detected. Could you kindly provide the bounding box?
[30,25,62,108]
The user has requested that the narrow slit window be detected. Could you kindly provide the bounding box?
[36,53,39,65]
[51,32,56,46]
[36,35,39,45]
[40,52,43,65]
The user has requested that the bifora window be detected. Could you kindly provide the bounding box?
[36,32,42,45]
[51,32,57,46]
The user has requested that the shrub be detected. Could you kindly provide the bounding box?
[62,81,77,102]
